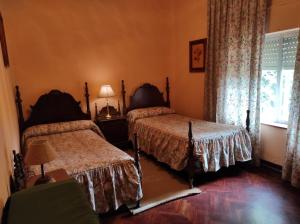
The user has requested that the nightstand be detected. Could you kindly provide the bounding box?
[95,115,130,149]
[26,169,70,188]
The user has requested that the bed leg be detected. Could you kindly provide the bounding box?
[134,133,142,179]
[187,121,195,189]
[189,178,194,189]
[134,134,142,208]
[136,200,141,208]
[246,109,250,132]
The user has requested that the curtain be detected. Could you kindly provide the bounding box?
[282,32,300,188]
[205,0,268,165]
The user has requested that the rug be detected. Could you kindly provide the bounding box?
[129,153,201,215]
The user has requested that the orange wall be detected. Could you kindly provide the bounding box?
[1,0,208,120]
[261,0,300,165]
[170,0,207,119]
[268,0,300,32]
[1,0,173,118]
[0,43,19,219]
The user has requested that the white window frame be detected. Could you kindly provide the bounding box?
[260,28,299,128]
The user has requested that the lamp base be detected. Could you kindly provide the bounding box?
[34,175,55,185]
[106,113,112,119]
[106,100,112,119]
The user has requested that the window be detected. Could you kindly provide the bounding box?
[261,28,299,125]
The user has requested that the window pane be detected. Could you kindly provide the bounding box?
[260,28,299,125]
[278,69,294,123]
[261,70,278,123]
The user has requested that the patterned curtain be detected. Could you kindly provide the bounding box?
[282,32,300,188]
[205,0,268,165]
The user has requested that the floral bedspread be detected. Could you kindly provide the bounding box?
[127,107,252,172]
[22,120,142,213]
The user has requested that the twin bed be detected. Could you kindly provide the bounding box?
[121,78,252,188]
[15,84,142,213]
[15,78,252,214]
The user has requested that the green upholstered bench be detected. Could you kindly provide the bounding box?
[5,179,99,224]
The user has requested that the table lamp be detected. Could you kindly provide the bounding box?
[25,140,58,185]
[99,84,115,119]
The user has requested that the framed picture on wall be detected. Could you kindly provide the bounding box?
[0,13,9,67]
[189,38,206,73]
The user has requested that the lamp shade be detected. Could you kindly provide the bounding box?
[25,140,57,165]
[99,85,115,98]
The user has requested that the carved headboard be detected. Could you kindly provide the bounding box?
[16,83,91,132]
[122,77,170,113]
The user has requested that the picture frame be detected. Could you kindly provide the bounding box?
[189,38,207,73]
[0,13,9,67]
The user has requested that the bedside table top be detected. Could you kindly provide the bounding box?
[26,168,70,188]
[96,115,127,123]
[95,115,130,149]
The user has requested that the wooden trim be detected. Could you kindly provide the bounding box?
[0,13,9,67]
[261,159,282,173]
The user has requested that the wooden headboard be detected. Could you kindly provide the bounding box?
[122,77,170,113]
[15,83,91,133]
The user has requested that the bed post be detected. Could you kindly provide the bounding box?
[95,103,98,117]
[84,82,91,119]
[121,80,127,115]
[15,86,25,134]
[12,150,26,192]
[134,133,141,208]
[246,110,250,132]
[166,77,170,107]
[187,121,195,189]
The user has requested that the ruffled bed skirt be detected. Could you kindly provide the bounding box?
[129,114,252,172]
[73,160,143,213]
